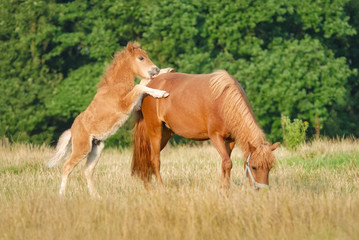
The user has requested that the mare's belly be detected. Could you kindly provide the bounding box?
[161,99,210,140]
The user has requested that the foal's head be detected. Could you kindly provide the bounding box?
[125,42,160,79]
[245,142,280,190]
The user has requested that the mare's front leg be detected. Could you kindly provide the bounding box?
[210,134,234,190]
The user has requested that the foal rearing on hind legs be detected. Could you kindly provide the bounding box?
[48,42,169,198]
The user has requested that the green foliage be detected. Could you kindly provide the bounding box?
[0,0,63,143]
[281,115,309,150]
[0,0,358,147]
[239,36,353,140]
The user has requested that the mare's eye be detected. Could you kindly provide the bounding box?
[138,56,145,61]
[251,166,257,170]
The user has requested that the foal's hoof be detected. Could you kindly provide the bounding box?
[152,90,169,98]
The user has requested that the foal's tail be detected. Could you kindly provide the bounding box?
[131,111,153,182]
[47,129,72,168]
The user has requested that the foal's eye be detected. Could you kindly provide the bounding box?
[138,56,145,61]
[251,166,257,171]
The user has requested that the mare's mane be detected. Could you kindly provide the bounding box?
[209,71,273,168]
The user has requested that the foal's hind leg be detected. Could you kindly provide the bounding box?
[59,135,91,196]
[84,140,104,198]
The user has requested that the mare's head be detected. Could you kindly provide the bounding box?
[125,42,160,79]
[245,142,280,190]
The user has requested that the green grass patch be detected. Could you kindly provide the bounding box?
[0,162,44,176]
[280,152,359,169]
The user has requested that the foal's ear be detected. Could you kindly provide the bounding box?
[127,41,141,54]
[127,42,134,53]
[271,142,280,151]
[248,142,256,153]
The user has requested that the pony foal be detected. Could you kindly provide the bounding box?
[48,42,169,198]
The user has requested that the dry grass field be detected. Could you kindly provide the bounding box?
[1,138,358,240]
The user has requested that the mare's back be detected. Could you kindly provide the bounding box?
[147,73,213,112]
[148,72,211,93]
[144,73,222,140]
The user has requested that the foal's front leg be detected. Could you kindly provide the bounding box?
[121,85,169,111]
[137,85,169,98]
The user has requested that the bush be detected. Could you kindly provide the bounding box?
[0,0,358,146]
[281,115,309,150]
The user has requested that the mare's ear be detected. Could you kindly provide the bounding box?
[248,142,256,153]
[271,142,280,151]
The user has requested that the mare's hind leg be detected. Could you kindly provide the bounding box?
[84,140,105,198]
[149,133,164,188]
[146,124,172,189]
[210,135,234,189]
[160,126,173,151]
[59,134,91,196]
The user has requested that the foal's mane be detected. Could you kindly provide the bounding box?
[209,71,267,155]
[98,42,141,88]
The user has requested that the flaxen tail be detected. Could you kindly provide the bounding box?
[131,111,153,182]
[47,129,72,168]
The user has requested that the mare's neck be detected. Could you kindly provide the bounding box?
[235,123,266,154]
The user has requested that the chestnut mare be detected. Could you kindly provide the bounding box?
[132,70,279,190]
[48,42,169,198]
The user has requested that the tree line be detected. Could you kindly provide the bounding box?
[1,0,358,147]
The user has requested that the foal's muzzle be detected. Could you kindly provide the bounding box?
[148,66,160,79]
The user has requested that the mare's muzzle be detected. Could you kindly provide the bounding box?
[244,154,271,190]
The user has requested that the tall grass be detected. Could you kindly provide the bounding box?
[0,139,358,239]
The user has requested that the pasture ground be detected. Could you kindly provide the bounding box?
[0,139,358,240]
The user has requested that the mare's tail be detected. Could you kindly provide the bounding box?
[47,129,72,168]
[131,111,153,182]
